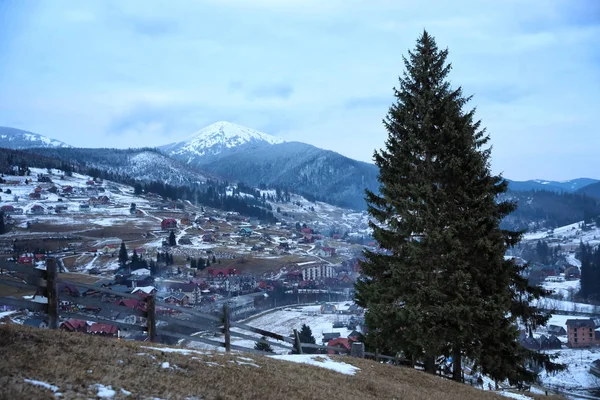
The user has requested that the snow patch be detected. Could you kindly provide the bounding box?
[268,354,359,375]
[23,379,59,393]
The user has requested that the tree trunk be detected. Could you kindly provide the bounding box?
[424,355,436,374]
[452,346,462,382]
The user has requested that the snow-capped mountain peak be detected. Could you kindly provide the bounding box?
[161,121,285,158]
[0,126,72,149]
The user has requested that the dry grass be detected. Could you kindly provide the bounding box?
[0,323,564,400]
[59,272,103,285]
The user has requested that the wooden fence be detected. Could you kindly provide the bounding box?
[0,258,403,362]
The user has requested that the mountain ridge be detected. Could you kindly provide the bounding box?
[0,126,72,149]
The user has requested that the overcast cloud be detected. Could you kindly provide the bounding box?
[0,0,598,180]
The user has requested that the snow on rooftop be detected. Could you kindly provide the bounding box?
[268,354,360,375]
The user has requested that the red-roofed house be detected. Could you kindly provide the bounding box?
[60,319,88,333]
[114,298,147,312]
[18,256,33,265]
[301,227,312,235]
[207,267,238,278]
[327,337,356,355]
[88,323,117,336]
[161,218,177,230]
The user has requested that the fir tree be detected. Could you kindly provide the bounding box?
[254,336,274,353]
[118,242,128,266]
[131,249,139,264]
[295,324,317,354]
[355,30,564,384]
[169,230,176,246]
[198,258,205,270]
[190,258,197,269]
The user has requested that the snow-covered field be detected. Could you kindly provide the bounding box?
[523,220,600,247]
[188,302,357,354]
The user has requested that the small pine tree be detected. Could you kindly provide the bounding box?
[212,255,216,263]
[254,336,273,353]
[118,242,128,266]
[190,258,197,269]
[206,258,210,267]
[198,258,205,270]
[296,324,317,354]
[169,230,176,246]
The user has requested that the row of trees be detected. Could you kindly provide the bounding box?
[355,31,563,385]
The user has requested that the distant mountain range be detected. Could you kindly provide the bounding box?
[0,126,71,149]
[2,121,600,214]
[505,178,599,193]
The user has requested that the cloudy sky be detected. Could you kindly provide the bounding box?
[0,0,598,180]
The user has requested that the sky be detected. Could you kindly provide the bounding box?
[0,0,598,181]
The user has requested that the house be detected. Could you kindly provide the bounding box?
[322,332,341,344]
[60,319,88,333]
[327,337,355,354]
[239,227,253,237]
[86,180,96,186]
[567,319,596,348]
[88,323,118,336]
[348,330,361,341]
[318,247,336,257]
[17,256,34,264]
[207,268,238,279]
[202,234,215,242]
[546,335,563,350]
[320,304,337,314]
[29,192,41,199]
[62,185,73,194]
[79,203,90,211]
[180,217,191,225]
[1,205,14,213]
[114,298,147,312]
[163,292,190,306]
[548,324,567,336]
[58,283,80,297]
[30,205,44,215]
[161,218,177,230]
[132,286,157,297]
[23,318,48,329]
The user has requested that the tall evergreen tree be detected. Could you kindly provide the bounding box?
[118,242,128,267]
[169,230,176,246]
[355,30,563,384]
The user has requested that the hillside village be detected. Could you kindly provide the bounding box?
[3,167,600,397]
[0,168,373,343]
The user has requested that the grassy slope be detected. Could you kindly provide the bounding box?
[0,324,564,400]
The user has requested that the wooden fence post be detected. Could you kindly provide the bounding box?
[223,304,231,352]
[46,258,58,329]
[375,348,380,362]
[351,342,365,358]
[146,295,156,342]
[293,329,303,354]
